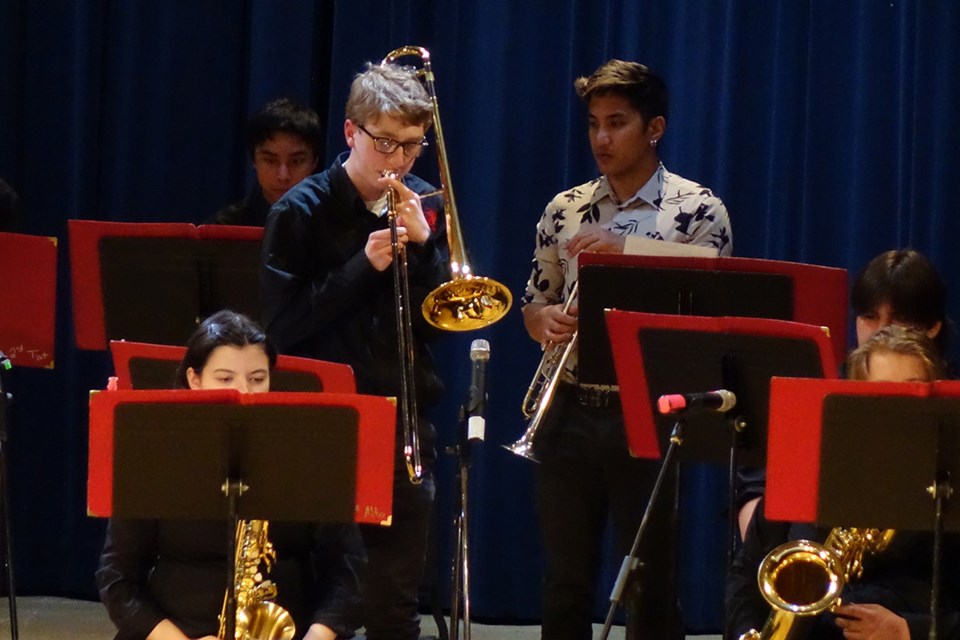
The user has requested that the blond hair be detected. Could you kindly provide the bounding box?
[345,62,433,129]
[846,324,946,381]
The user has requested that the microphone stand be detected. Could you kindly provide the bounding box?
[598,416,685,640]
[0,353,18,640]
[449,401,477,640]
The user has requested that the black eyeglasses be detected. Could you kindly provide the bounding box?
[356,123,429,158]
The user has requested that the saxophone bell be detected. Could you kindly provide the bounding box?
[219,519,296,640]
[739,527,895,640]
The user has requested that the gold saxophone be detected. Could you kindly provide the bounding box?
[739,527,895,640]
[218,519,296,640]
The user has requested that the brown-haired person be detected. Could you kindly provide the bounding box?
[851,249,948,354]
[521,59,732,640]
[726,325,960,640]
[261,63,448,640]
[208,98,322,227]
[96,310,365,640]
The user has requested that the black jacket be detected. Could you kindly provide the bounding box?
[97,518,365,640]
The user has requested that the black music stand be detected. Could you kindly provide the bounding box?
[98,394,363,640]
[69,221,262,349]
[577,253,848,388]
[820,393,960,640]
[765,379,960,640]
[600,310,836,640]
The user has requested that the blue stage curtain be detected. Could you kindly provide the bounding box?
[2,0,960,632]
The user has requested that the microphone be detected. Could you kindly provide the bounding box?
[657,389,736,415]
[466,339,490,441]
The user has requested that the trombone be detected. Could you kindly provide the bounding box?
[504,282,579,462]
[380,47,512,484]
[382,46,512,331]
[383,171,423,484]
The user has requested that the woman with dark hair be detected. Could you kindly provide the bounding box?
[851,249,948,354]
[97,310,364,640]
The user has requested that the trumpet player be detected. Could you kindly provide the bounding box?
[261,62,449,640]
[520,60,732,640]
[726,326,960,640]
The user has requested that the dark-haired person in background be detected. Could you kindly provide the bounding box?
[520,59,732,640]
[0,177,23,232]
[96,310,365,640]
[208,98,321,227]
[851,249,948,355]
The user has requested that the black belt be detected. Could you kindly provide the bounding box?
[576,385,620,408]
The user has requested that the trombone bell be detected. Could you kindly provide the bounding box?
[423,276,513,331]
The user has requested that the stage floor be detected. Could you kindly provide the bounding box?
[0,596,723,639]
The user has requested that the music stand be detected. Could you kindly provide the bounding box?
[88,388,396,640]
[766,378,960,640]
[69,220,263,350]
[578,253,848,385]
[0,231,57,640]
[601,310,836,639]
[108,340,357,394]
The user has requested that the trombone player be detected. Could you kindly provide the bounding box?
[261,61,448,640]
[519,60,732,640]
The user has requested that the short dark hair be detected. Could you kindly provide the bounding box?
[847,324,946,381]
[174,310,277,388]
[246,98,322,160]
[851,249,948,353]
[574,59,669,124]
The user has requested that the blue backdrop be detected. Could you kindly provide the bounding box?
[2,0,959,633]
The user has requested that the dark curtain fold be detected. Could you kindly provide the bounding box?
[2,0,960,632]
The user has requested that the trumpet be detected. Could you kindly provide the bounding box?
[383,170,422,485]
[504,282,579,462]
[381,46,512,332]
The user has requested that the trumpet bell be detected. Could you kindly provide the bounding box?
[501,439,540,463]
[423,275,512,331]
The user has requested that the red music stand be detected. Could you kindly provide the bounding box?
[599,310,838,637]
[605,310,837,464]
[87,388,395,640]
[69,220,263,350]
[88,389,395,526]
[109,340,356,394]
[578,253,848,385]
[766,377,960,528]
[0,230,57,639]
[0,231,57,368]
[765,377,960,639]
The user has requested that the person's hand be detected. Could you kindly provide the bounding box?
[302,622,337,640]
[526,302,578,345]
[834,603,910,640]
[566,227,625,257]
[379,173,430,244]
[365,227,408,271]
